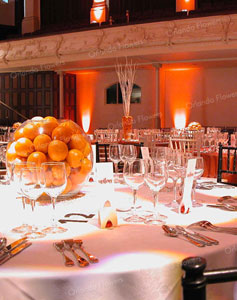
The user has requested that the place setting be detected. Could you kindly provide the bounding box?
[53,239,99,267]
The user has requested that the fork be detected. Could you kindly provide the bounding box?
[188,221,237,235]
[63,239,89,267]
[54,242,75,267]
[73,240,99,263]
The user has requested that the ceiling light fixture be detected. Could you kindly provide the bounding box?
[90,0,108,26]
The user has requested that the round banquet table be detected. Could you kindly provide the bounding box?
[0,179,237,300]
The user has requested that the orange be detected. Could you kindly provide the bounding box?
[59,120,79,134]
[66,149,84,168]
[33,134,51,154]
[63,161,71,177]
[53,176,66,186]
[69,133,87,151]
[14,127,25,141]
[44,170,54,187]
[48,140,68,161]
[6,142,26,163]
[69,168,87,187]
[31,116,43,121]
[27,151,47,167]
[51,126,72,144]
[15,138,35,157]
[23,123,39,140]
[41,117,59,137]
[62,178,72,194]
[83,142,91,157]
[44,116,58,123]
[81,158,92,174]
[51,164,66,181]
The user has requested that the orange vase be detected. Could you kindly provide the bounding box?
[122,115,133,140]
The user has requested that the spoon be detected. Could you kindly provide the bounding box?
[162,225,205,247]
[73,240,99,263]
[207,203,237,211]
[0,237,7,252]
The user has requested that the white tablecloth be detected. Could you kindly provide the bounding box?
[0,179,236,300]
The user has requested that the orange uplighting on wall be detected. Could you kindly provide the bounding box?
[71,71,98,134]
[174,110,187,129]
[176,0,195,12]
[90,0,108,24]
[82,112,91,133]
[160,66,202,128]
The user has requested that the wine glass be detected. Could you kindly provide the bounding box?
[41,162,67,234]
[166,151,187,208]
[144,159,168,225]
[123,159,145,222]
[11,161,36,234]
[109,144,121,175]
[119,144,137,165]
[19,166,46,239]
[192,156,204,207]
[150,147,167,161]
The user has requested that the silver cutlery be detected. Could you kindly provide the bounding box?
[73,239,99,263]
[0,242,32,265]
[187,220,237,235]
[0,237,28,258]
[0,237,7,252]
[207,203,237,211]
[63,240,89,267]
[175,226,207,247]
[58,219,88,224]
[54,242,75,267]
[162,225,205,247]
[64,213,95,219]
[175,226,219,246]
[184,228,219,245]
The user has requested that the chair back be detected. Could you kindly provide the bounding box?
[95,142,110,163]
[217,144,237,186]
[169,137,201,156]
[182,256,237,300]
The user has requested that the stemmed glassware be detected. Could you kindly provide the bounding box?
[41,162,67,234]
[166,151,187,209]
[109,144,121,175]
[119,144,137,165]
[144,159,168,225]
[191,156,204,207]
[11,161,36,234]
[123,159,145,222]
[19,165,46,239]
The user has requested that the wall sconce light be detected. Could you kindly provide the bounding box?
[176,0,196,14]
[90,0,108,25]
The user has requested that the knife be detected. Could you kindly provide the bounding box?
[184,228,219,245]
[58,219,88,224]
[0,237,28,258]
[0,242,32,265]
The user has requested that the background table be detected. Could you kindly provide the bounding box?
[0,180,236,300]
[202,152,237,184]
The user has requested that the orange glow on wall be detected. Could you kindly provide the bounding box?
[82,112,91,133]
[176,0,195,12]
[160,67,202,128]
[71,71,98,134]
[90,0,108,24]
[174,110,186,129]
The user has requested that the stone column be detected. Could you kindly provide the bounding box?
[153,63,162,128]
[22,0,40,35]
[58,71,65,119]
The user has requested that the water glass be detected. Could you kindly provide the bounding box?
[123,159,145,222]
[144,159,167,225]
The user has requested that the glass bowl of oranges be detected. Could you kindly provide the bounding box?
[6,116,93,198]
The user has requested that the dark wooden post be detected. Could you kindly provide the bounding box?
[182,256,207,300]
